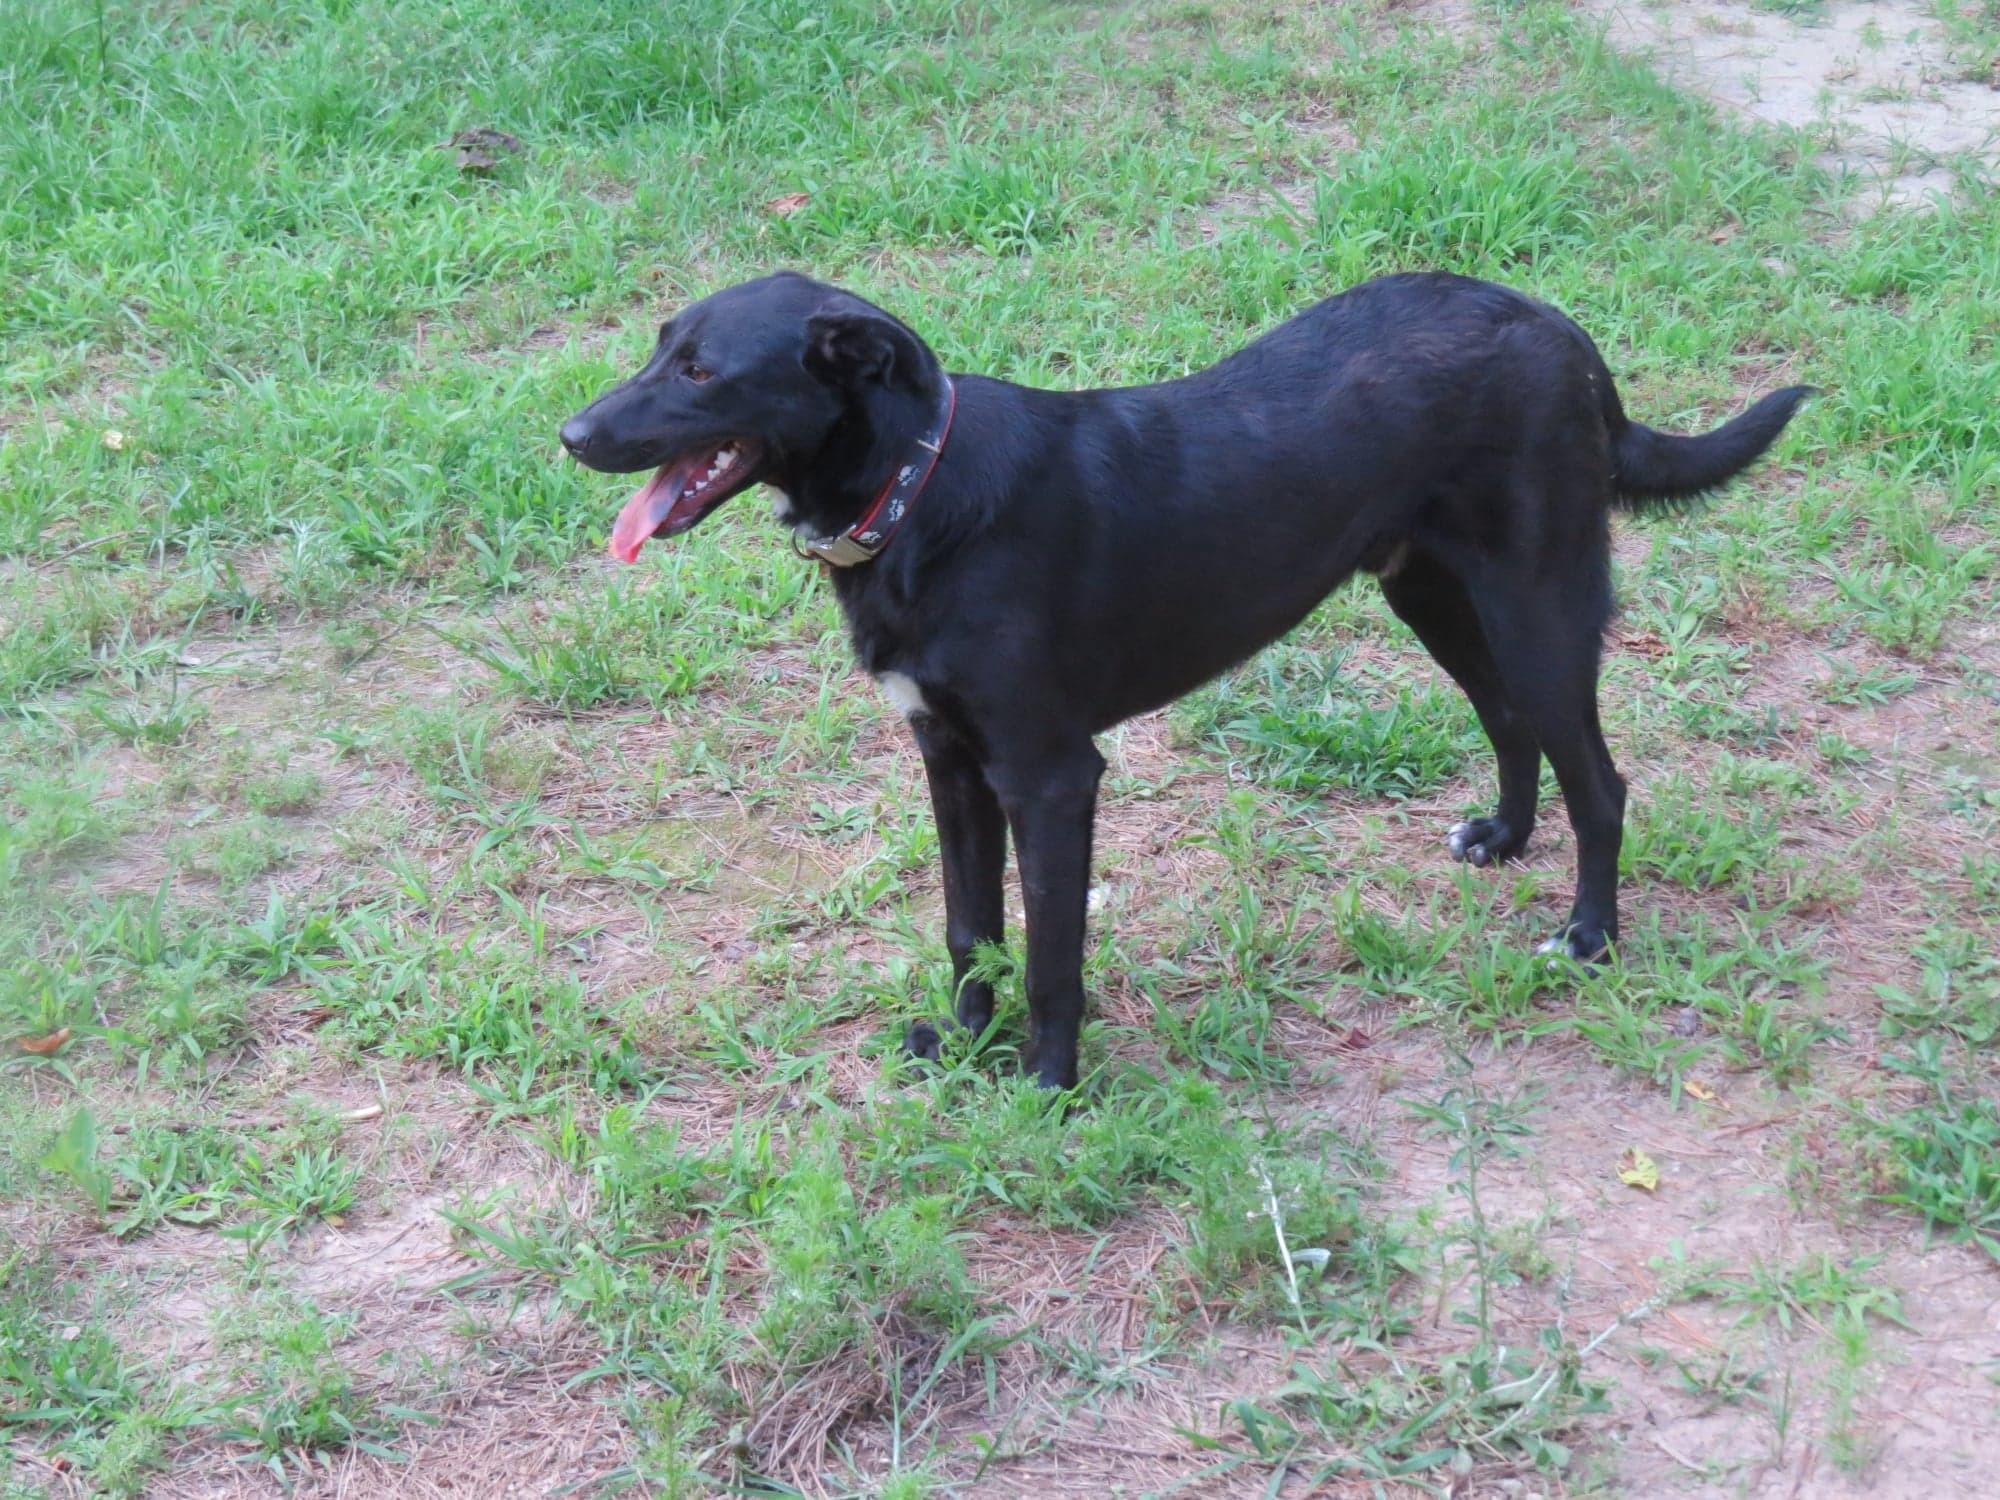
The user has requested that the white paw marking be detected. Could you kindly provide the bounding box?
[768,487,796,523]
[876,671,930,718]
[1447,822,1472,857]
[1536,935,1569,957]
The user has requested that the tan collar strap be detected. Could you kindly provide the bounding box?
[798,377,956,568]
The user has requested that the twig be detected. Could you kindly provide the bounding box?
[1257,1164,1300,1310]
[1653,1432,1710,1475]
[38,529,136,567]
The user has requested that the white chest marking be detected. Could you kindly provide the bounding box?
[876,671,930,718]
[768,487,796,523]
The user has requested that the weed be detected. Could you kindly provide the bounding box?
[1861,1044,2000,1259]
[37,1108,112,1221]
[1877,925,2000,1046]
[232,1147,361,1248]
[1623,771,1785,893]
[1683,1249,1908,1335]
[0,1259,173,1470]
[86,677,208,747]
[2,755,124,863]
[215,1302,421,1477]
[242,769,322,815]
[170,816,295,892]
[1191,648,1480,798]
[1820,660,1920,707]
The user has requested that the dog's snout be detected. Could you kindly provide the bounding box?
[559,415,594,457]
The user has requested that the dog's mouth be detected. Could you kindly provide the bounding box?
[608,439,763,563]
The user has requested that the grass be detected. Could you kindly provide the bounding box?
[2,0,1998,1492]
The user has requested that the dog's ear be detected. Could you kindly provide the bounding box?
[802,305,924,392]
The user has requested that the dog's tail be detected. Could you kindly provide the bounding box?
[1610,385,1814,510]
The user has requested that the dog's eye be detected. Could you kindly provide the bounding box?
[685,363,714,384]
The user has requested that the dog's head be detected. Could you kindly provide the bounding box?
[559,272,941,562]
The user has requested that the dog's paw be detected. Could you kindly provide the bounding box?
[1446,817,1525,868]
[904,1020,945,1064]
[1536,927,1611,968]
[1022,1037,1080,1093]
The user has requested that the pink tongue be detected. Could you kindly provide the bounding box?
[608,467,674,564]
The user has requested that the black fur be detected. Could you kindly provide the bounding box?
[561,269,1810,1089]
[1611,386,1813,506]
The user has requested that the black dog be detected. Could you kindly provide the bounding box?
[561,270,1808,1089]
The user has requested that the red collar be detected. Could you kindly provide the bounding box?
[798,377,956,567]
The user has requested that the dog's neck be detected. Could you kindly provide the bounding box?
[781,367,954,558]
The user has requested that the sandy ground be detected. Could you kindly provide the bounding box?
[1573,0,2000,206]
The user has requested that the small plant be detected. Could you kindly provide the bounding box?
[232,1148,361,1247]
[216,1306,422,1477]
[3,761,124,863]
[1622,772,1783,892]
[38,1108,112,1221]
[87,678,208,747]
[243,769,322,815]
[440,580,718,711]
[1862,1044,2000,1260]
[172,817,295,892]
[1876,927,2000,1046]
[0,1255,212,1496]
[1819,660,1919,707]
[1199,651,1480,798]
[1682,1250,1908,1335]
[103,1125,242,1239]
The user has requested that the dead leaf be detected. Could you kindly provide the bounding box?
[1335,1026,1372,1052]
[1683,1079,1719,1104]
[452,127,522,152]
[764,191,811,217]
[338,1104,383,1124]
[443,127,523,174]
[100,429,125,452]
[1618,629,1669,659]
[15,1027,72,1056]
[1618,1147,1660,1192]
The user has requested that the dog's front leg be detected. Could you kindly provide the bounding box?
[906,726,1008,1063]
[989,745,1104,1091]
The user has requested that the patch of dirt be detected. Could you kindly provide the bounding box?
[1310,1037,2000,1499]
[290,1189,467,1304]
[1574,0,2000,206]
[1194,101,1358,239]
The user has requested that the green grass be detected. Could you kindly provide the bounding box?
[3,0,1999,1491]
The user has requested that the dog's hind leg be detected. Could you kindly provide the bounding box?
[1380,552,1542,868]
[1465,571,1627,963]
[987,743,1105,1091]
[907,726,1009,1063]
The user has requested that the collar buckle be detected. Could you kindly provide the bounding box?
[799,531,883,567]
[800,377,956,569]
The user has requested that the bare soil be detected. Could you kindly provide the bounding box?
[1573,0,2000,206]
